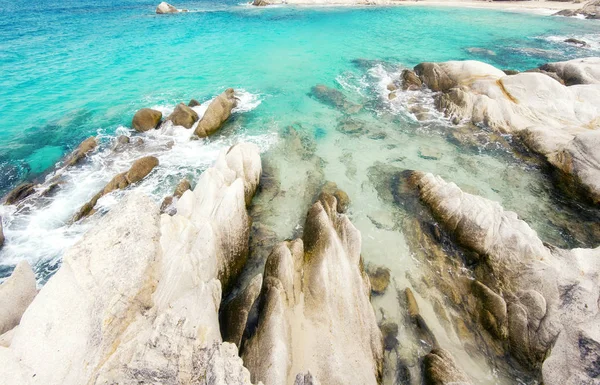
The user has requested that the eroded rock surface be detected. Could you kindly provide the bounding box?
[0,143,262,385]
[0,261,37,336]
[242,192,383,385]
[414,58,600,203]
[408,171,600,385]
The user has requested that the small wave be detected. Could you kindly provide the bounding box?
[0,90,272,284]
[542,34,600,51]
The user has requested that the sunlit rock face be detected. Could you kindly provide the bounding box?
[0,143,262,385]
[408,170,600,385]
[242,192,383,385]
[414,58,600,203]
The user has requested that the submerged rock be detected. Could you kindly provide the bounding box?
[0,261,37,336]
[310,84,362,114]
[188,99,201,107]
[73,156,159,221]
[564,38,588,47]
[167,102,199,129]
[220,274,262,348]
[408,171,600,384]
[366,265,391,295]
[0,143,262,385]
[132,108,162,132]
[195,88,237,138]
[414,58,600,203]
[242,193,383,385]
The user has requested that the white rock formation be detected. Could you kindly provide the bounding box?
[242,192,383,385]
[410,171,600,385]
[156,1,179,14]
[414,58,600,202]
[0,261,36,336]
[0,143,262,385]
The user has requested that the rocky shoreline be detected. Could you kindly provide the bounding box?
[1,55,600,384]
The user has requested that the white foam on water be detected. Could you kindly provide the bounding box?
[0,90,272,284]
[542,33,600,51]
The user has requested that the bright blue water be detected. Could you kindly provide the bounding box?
[1,0,599,193]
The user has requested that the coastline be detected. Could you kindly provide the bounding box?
[251,0,584,15]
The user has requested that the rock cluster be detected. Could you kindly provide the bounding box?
[0,143,385,385]
[73,155,159,221]
[407,171,600,385]
[412,57,600,203]
[555,0,600,19]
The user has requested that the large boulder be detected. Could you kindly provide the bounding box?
[242,192,383,385]
[194,88,237,137]
[73,156,159,221]
[131,108,162,132]
[414,58,600,203]
[539,57,600,85]
[156,1,178,14]
[4,183,36,205]
[167,102,199,129]
[1,142,263,385]
[0,261,37,335]
[63,137,97,167]
[408,171,600,385]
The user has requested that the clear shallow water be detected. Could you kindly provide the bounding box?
[1,1,600,383]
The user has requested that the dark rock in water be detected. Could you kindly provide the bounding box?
[423,348,472,385]
[187,99,201,107]
[160,178,191,215]
[414,62,455,92]
[564,38,588,47]
[63,137,97,168]
[173,178,191,198]
[418,147,442,160]
[472,280,508,340]
[160,196,175,215]
[73,156,159,221]
[220,273,262,348]
[167,103,199,129]
[402,69,423,91]
[0,218,4,249]
[113,135,130,152]
[310,84,362,114]
[320,181,350,213]
[395,357,412,384]
[117,135,130,145]
[4,183,35,205]
[380,321,399,351]
[367,265,391,295]
[127,156,159,183]
[294,372,320,385]
[132,108,162,132]
[195,88,237,137]
[336,117,367,136]
[503,69,519,75]
[554,0,600,19]
[404,287,439,349]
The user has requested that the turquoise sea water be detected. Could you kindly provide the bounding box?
[1,0,599,190]
[2,1,600,383]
